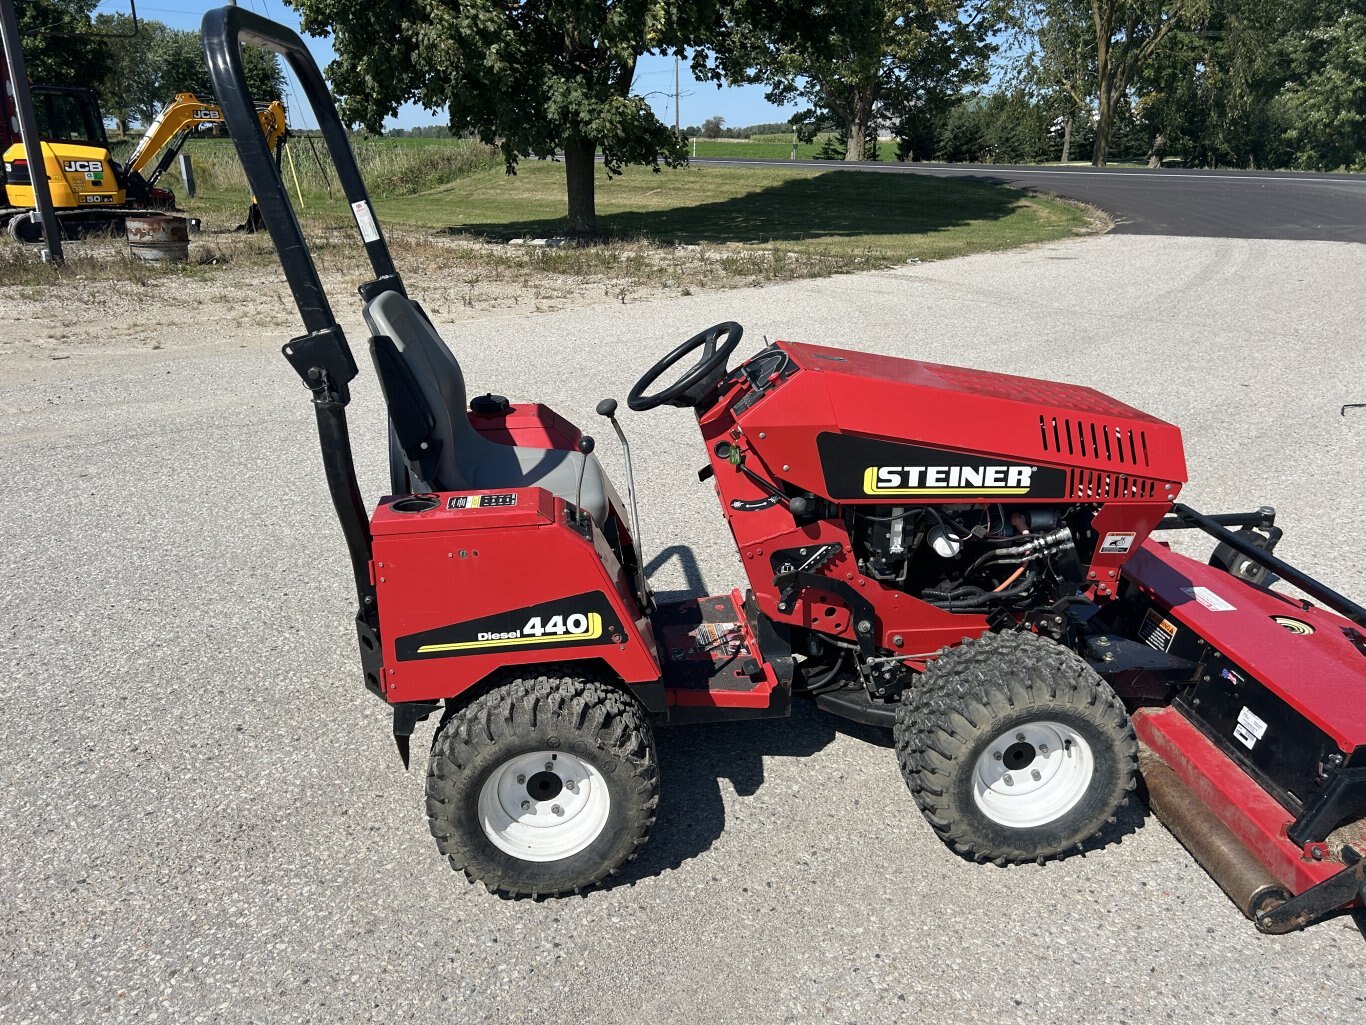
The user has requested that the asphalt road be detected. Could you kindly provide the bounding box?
[695,156,1366,242]
[2,234,1365,1023]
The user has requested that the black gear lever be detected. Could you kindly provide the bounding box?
[574,435,594,524]
[596,398,647,595]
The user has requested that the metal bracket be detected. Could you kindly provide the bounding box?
[1083,633,1193,674]
[283,326,359,404]
[770,567,877,663]
[1287,766,1366,846]
[1255,857,1366,934]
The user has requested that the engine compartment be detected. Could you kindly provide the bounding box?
[847,501,1096,615]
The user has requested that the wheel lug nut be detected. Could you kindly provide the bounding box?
[545,762,554,771]
[520,800,531,811]
[1016,733,1026,742]
[1038,744,1047,753]
[516,775,526,785]
[993,751,1003,761]
[1003,773,1014,786]
[552,804,563,816]
[1031,769,1041,781]
[565,780,576,791]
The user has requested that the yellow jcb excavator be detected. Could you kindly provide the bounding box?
[2,89,287,242]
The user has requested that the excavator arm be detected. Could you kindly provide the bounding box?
[123,92,288,192]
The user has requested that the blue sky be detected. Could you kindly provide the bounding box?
[95,0,797,130]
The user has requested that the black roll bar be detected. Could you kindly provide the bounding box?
[200,7,393,664]
[201,5,400,331]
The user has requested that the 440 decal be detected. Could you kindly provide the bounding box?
[418,612,602,654]
[396,592,621,661]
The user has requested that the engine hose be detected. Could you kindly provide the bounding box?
[922,584,990,602]
[965,529,1074,576]
[928,570,1039,611]
[799,650,847,692]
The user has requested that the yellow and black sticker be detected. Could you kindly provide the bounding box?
[396,590,620,661]
[447,493,518,510]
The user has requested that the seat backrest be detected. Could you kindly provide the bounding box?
[363,289,476,490]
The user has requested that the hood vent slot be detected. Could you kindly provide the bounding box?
[1040,415,1149,468]
[1070,470,1159,500]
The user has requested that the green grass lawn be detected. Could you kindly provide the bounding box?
[128,137,1098,286]
[374,160,1090,263]
[7,140,1096,293]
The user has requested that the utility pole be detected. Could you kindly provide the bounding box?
[673,56,680,140]
[0,0,63,263]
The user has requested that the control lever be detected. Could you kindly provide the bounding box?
[574,435,595,524]
[595,398,647,587]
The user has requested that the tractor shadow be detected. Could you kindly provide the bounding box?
[643,544,708,605]
[615,700,892,886]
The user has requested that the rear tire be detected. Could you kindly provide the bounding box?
[426,670,659,897]
[8,214,43,244]
[895,631,1137,865]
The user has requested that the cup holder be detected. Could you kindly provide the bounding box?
[391,495,440,514]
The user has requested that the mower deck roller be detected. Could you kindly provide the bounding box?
[1138,746,1291,920]
[201,7,1365,923]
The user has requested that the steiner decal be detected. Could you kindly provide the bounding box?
[816,433,1068,501]
[396,591,622,661]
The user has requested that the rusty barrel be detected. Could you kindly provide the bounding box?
[125,214,190,265]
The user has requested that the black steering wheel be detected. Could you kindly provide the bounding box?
[628,322,743,411]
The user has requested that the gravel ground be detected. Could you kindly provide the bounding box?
[1,233,1364,1024]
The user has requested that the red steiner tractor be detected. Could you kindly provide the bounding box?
[204,9,1366,931]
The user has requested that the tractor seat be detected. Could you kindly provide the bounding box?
[363,290,610,523]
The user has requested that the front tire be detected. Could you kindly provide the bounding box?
[895,631,1137,865]
[426,670,659,897]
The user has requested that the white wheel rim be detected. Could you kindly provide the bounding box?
[971,721,1094,828]
[477,750,611,862]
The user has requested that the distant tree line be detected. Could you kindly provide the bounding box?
[11,1,285,136]
[16,0,1364,234]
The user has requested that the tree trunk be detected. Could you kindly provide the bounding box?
[845,120,867,162]
[1061,115,1073,164]
[563,138,597,236]
[1092,90,1112,167]
[1147,132,1166,169]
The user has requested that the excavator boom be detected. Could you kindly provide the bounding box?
[125,92,288,190]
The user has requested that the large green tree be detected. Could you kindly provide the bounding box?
[1023,0,1095,162]
[1273,11,1366,171]
[93,18,285,136]
[1130,0,1366,170]
[93,13,169,134]
[289,0,728,234]
[9,0,110,85]
[730,2,1001,162]
[1028,0,1207,165]
[155,26,285,106]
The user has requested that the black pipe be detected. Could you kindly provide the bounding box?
[1154,507,1276,531]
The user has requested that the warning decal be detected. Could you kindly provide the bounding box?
[1232,706,1267,750]
[1183,586,1236,612]
[1139,608,1178,652]
[351,200,381,243]
[1098,531,1136,555]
